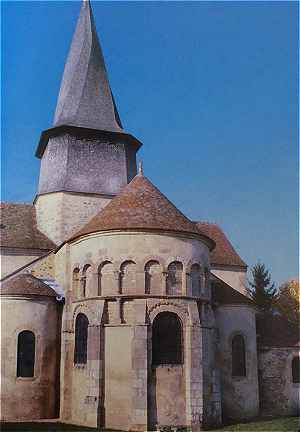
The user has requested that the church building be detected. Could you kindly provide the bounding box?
[1,1,299,430]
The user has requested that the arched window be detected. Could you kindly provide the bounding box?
[81,264,92,298]
[74,313,89,365]
[17,331,35,378]
[98,261,114,296]
[167,261,183,295]
[292,357,300,383]
[232,334,246,377]
[152,312,183,365]
[120,261,136,294]
[145,260,161,294]
[191,263,201,297]
[72,268,80,298]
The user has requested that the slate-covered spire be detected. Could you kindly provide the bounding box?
[54,0,123,132]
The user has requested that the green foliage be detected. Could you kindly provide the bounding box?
[276,280,300,325]
[247,262,277,313]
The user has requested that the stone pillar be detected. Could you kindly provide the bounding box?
[135,270,145,294]
[60,301,75,422]
[182,271,188,296]
[131,300,148,431]
[114,270,121,294]
[200,271,205,296]
[162,271,168,295]
[85,324,103,427]
[186,272,192,296]
[185,322,203,431]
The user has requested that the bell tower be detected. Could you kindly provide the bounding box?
[34,0,142,245]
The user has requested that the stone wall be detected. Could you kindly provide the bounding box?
[35,192,111,245]
[0,295,61,421]
[258,347,300,416]
[37,134,136,196]
[68,231,211,298]
[58,230,222,430]
[215,304,259,421]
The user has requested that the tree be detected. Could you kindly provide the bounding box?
[276,280,300,325]
[247,262,277,313]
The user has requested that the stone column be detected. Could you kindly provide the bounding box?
[185,321,203,432]
[200,271,205,296]
[135,270,145,294]
[85,323,103,427]
[162,271,168,295]
[131,300,148,431]
[185,272,191,296]
[60,304,75,422]
[182,271,188,296]
[114,270,121,294]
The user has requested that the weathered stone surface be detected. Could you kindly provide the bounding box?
[258,347,300,416]
[0,296,61,421]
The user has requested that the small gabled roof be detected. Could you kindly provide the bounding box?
[71,174,215,249]
[0,274,57,297]
[211,275,253,306]
[1,203,55,250]
[195,222,247,268]
[53,0,123,133]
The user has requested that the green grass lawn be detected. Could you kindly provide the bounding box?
[1,417,299,432]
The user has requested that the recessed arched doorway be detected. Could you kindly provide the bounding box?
[148,311,186,428]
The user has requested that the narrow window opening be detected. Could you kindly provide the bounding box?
[232,334,246,377]
[292,357,300,383]
[17,330,35,378]
[74,313,89,365]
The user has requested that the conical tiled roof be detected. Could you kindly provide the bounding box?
[71,174,215,249]
[54,0,123,132]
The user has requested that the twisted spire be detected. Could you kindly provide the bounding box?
[53,0,123,132]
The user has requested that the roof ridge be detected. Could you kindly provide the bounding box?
[1,202,33,206]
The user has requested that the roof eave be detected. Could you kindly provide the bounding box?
[65,227,216,250]
[35,125,143,159]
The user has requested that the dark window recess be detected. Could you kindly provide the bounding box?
[17,331,35,378]
[232,334,246,377]
[292,357,300,383]
[152,312,183,365]
[74,313,89,364]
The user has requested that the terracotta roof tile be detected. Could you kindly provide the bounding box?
[256,315,300,348]
[195,222,247,268]
[1,203,55,250]
[71,175,215,249]
[0,274,57,297]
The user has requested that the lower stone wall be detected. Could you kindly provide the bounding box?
[148,365,186,428]
[104,326,133,430]
[1,296,61,421]
[215,305,259,422]
[258,347,300,416]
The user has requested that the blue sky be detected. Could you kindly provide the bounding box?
[2,1,298,286]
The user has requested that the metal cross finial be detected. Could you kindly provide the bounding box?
[138,161,143,176]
